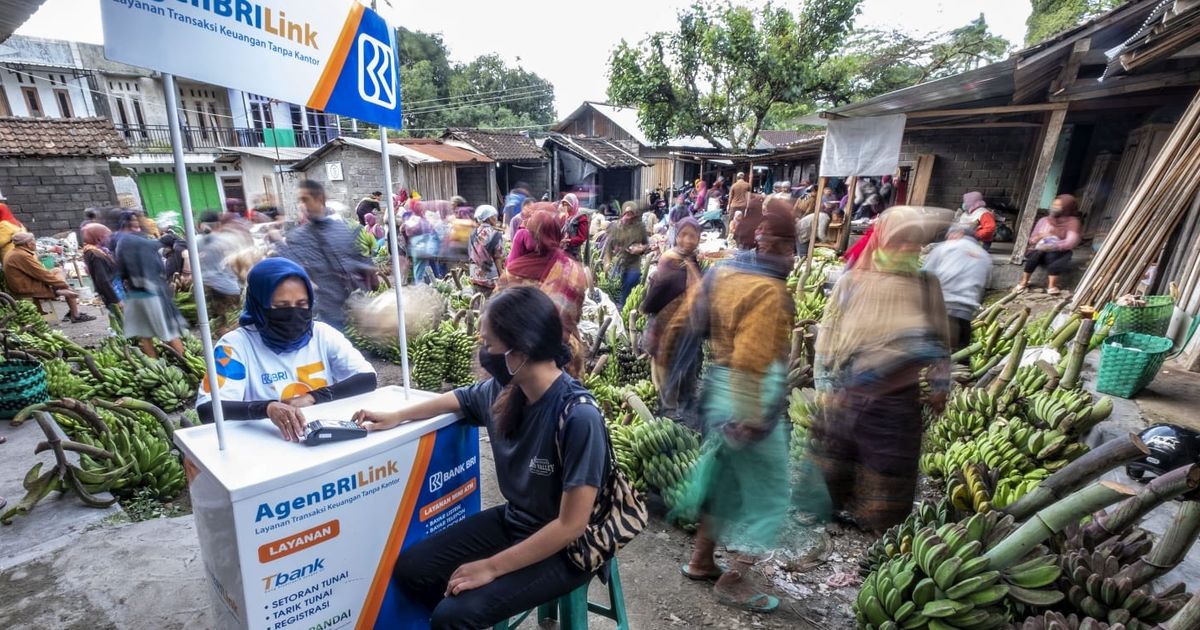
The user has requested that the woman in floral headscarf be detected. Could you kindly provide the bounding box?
[0,202,28,258]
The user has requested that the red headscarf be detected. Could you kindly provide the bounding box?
[507,206,564,281]
[0,203,23,228]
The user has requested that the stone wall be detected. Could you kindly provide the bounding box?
[300,145,404,214]
[455,166,490,207]
[899,128,1037,211]
[0,157,119,236]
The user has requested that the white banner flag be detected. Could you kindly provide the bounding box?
[820,114,907,177]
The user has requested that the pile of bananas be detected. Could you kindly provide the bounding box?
[856,511,1065,630]
[989,419,1089,469]
[430,320,478,388]
[861,498,956,576]
[922,429,1036,481]
[789,388,817,463]
[795,290,828,323]
[1052,534,1190,628]
[1026,390,1114,436]
[925,388,1015,454]
[43,357,93,400]
[620,281,647,333]
[627,420,700,507]
[69,400,186,500]
[1016,611,1122,630]
[408,331,447,391]
[614,339,650,384]
[609,420,648,494]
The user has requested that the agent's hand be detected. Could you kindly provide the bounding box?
[446,559,500,597]
[267,401,307,442]
[352,409,403,432]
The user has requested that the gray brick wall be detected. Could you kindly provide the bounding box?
[899,128,1036,211]
[0,157,119,236]
[301,146,405,217]
[455,166,489,207]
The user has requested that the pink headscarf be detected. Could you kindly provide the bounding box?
[561,193,580,216]
[364,213,384,239]
[962,191,986,212]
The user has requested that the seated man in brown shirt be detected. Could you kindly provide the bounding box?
[2,232,94,322]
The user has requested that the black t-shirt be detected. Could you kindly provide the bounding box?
[454,374,609,537]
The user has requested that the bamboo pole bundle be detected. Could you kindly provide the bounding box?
[1073,87,1200,308]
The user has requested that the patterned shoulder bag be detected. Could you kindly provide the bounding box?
[556,394,648,573]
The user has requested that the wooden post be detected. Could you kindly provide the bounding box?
[838,176,858,254]
[804,176,828,273]
[487,163,499,209]
[748,161,755,190]
[1011,107,1069,264]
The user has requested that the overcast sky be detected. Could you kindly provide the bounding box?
[17,0,1032,120]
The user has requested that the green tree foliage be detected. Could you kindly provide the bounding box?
[607,0,862,151]
[395,28,555,135]
[1026,0,1124,46]
[800,14,1011,110]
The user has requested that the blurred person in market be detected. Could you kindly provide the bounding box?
[810,206,952,534]
[502,205,588,376]
[196,258,376,440]
[115,228,184,356]
[922,224,992,352]
[879,175,895,207]
[1018,194,1081,296]
[559,193,589,260]
[693,179,709,216]
[732,193,768,250]
[501,184,530,228]
[957,191,997,251]
[796,191,832,255]
[351,287,618,629]
[3,232,94,323]
[403,198,443,283]
[355,191,384,226]
[641,217,702,412]
[728,171,751,217]
[159,233,189,288]
[0,200,28,258]
[665,197,693,249]
[671,212,797,614]
[277,180,376,328]
[194,210,251,335]
[604,203,649,308]
[468,205,505,297]
[81,223,123,324]
[392,186,410,214]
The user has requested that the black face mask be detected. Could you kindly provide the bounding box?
[479,348,524,387]
[264,307,313,344]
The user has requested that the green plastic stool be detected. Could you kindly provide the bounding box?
[492,558,630,629]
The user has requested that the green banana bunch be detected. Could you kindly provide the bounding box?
[1016,611,1122,630]
[614,339,650,384]
[620,281,647,332]
[408,330,447,391]
[1012,365,1051,398]
[433,320,478,388]
[76,411,186,500]
[861,498,956,576]
[921,430,1036,480]
[795,290,827,323]
[608,423,646,493]
[789,388,818,464]
[43,357,94,400]
[627,420,700,504]
[991,471,1048,510]
[947,463,999,514]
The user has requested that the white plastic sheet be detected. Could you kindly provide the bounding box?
[819,114,907,177]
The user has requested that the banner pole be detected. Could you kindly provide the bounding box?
[379,128,411,397]
[163,72,227,451]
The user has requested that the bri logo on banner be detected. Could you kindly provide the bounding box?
[254,460,399,522]
[356,32,395,108]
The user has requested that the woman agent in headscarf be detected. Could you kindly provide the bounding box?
[502,205,589,376]
[115,230,185,358]
[810,206,952,534]
[1018,194,1081,296]
[195,258,377,441]
[81,223,123,324]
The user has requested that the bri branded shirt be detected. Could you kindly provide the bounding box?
[454,374,609,537]
[195,322,375,407]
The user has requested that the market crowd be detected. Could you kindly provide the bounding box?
[0,172,1088,628]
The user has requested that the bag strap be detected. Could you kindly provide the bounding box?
[554,394,615,467]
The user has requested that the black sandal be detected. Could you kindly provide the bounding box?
[70,313,97,323]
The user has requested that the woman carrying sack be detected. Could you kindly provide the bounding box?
[353,287,643,629]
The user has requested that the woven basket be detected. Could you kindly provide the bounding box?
[1097,333,1174,399]
[0,358,48,419]
[1104,295,1174,336]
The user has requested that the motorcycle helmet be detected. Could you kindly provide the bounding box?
[1126,424,1200,483]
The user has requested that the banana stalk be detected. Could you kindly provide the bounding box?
[622,391,655,424]
[1164,588,1200,630]
[988,332,1028,397]
[975,289,1020,327]
[590,316,612,359]
[54,398,110,434]
[111,398,175,440]
[1048,315,1082,351]
[1083,464,1200,548]
[953,341,984,362]
[1005,433,1149,521]
[1058,318,1095,391]
[1116,500,1200,587]
[985,480,1135,571]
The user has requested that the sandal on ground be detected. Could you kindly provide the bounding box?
[69,313,97,323]
[1015,284,1029,294]
[680,562,727,582]
[0,496,6,511]
[716,591,780,614]
[1046,287,1062,296]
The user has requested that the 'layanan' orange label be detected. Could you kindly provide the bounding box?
[258,519,340,563]
[419,478,478,522]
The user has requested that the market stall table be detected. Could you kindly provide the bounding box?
[175,386,481,630]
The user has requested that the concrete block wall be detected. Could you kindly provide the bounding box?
[0,157,119,236]
[455,166,489,207]
[300,146,404,217]
[899,128,1036,211]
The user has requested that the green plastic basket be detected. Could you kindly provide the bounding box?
[0,358,48,419]
[1104,295,1174,336]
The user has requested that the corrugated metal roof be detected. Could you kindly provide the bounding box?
[829,59,1017,118]
[444,128,546,161]
[0,1,49,44]
[547,134,648,168]
[391,138,492,164]
[216,146,315,162]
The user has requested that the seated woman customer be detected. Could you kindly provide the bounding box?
[1018,194,1081,296]
[352,286,611,629]
[195,258,376,441]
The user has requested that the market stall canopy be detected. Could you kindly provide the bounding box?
[290,136,440,172]
[0,117,129,158]
[554,101,774,152]
[214,146,315,164]
[390,137,493,164]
